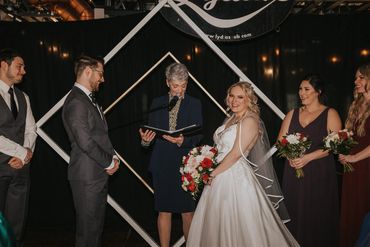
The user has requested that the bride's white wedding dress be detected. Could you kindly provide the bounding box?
[187,123,299,247]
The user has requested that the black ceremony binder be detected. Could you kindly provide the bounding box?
[140,124,201,137]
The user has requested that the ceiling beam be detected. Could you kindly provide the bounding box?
[304,1,322,14]
[327,0,345,10]
[297,0,370,2]
[357,2,370,11]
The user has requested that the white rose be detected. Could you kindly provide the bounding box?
[195,155,204,163]
[286,134,299,144]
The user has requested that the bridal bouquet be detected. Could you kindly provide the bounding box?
[322,129,358,172]
[180,145,218,200]
[276,132,312,178]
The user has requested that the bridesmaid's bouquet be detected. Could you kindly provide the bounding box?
[322,129,358,173]
[276,132,312,178]
[180,145,218,200]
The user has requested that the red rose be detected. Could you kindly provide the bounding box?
[201,158,213,169]
[210,147,217,154]
[299,133,306,140]
[281,138,288,146]
[338,131,348,140]
[188,182,196,192]
[201,173,209,183]
[183,155,190,165]
[185,173,193,182]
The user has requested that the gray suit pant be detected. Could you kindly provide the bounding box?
[69,176,108,247]
[0,167,30,247]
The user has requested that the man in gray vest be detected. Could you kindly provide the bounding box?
[0,49,37,247]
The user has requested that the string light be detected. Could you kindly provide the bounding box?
[261,55,268,62]
[275,48,280,56]
[61,52,69,59]
[264,67,274,78]
[329,55,340,64]
[360,49,369,57]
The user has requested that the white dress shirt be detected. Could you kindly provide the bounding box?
[74,83,118,169]
[74,83,104,119]
[0,79,37,163]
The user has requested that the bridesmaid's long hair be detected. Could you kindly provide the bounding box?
[301,74,327,105]
[346,63,370,137]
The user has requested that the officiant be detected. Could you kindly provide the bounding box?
[139,62,203,247]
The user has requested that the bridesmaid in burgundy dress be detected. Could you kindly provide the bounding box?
[277,75,342,247]
[339,63,370,247]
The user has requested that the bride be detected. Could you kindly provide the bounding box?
[186,82,299,247]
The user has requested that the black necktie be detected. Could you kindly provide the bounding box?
[89,92,104,119]
[8,87,18,119]
[89,92,97,105]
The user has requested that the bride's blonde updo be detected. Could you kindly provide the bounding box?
[226,81,260,117]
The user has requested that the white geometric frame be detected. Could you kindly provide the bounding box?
[35,0,285,246]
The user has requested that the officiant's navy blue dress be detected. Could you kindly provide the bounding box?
[147,94,202,212]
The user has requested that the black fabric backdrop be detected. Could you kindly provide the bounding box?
[0,12,369,237]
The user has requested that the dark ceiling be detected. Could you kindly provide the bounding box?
[0,0,369,22]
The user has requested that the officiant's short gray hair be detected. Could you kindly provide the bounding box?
[165,63,189,82]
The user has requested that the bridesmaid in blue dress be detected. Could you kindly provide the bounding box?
[139,63,202,247]
[277,75,342,247]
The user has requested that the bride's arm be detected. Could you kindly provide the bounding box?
[211,117,259,177]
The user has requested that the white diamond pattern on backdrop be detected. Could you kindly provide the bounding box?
[36,1,285,246]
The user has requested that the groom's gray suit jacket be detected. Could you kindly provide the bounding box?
[62,86,114,181]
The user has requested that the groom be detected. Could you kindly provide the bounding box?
[62,55,119,247]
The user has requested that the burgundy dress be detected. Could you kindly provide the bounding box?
[340,117,370,247]
[283,108,339,247]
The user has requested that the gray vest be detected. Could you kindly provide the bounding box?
[0,87,27,164]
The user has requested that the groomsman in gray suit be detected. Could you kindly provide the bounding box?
[62,55,119,247]
[0,49,37,247]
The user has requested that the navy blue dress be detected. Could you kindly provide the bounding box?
[147,94,203,213]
